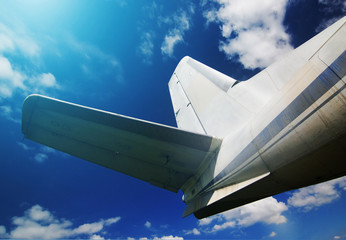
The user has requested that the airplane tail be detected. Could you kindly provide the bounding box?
[169,16,346,218]
[168,57,250,138]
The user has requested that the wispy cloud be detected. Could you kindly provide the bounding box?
[184,228,201,235]
[315,1,345,32]
[138,32,155,65]
[269,231,277,237]
[161,8,194,58]
[203,0,293,69]
[0,21,59,104]
[17,142,33,151]
[0,22,40,57]
[66,34,123,84]
[144,221,152,229]
[34,153,49,163]
[0,105,21,123]
[0,205,120,239]
[215,197,287,230]
[318,0,346,13]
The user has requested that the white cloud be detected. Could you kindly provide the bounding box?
[105,217,121,225]
[17,142,33,151]
[72,217,120,236]
[137,236,184,240]
[0,54,58,100]
[212,221,236,232]
[73,222,105,235]
[184,228,201,235]
[204,0,293,69]
[161,8,194,57]
[269,231,277,237]
[0,55,26,99]
[138,32,154,64]
[145,221,151,228]
[0,225,7,237]
[288,176,346,211]
[198,215,219,226]
[37,73,57,88]
[0,22,40,57]
[27,205,54,222]
[221,197,287,227]
[34,153,48,163]
[153,236,183,240]
[0,22,59,103]
[90,234,105,239]
[161,33,183,57]
[198,197,288,233]
[2,205,120,239]
[40,146,57,154]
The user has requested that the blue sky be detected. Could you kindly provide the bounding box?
[0,0,345,239]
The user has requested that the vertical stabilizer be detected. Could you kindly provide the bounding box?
[168,57,250,138]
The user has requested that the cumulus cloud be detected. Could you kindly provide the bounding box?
[211,221,236,232]
[0,55,26,99]
[222,197,288,227]
[0,56,58,99]
[37,73,57,88]
[196,197,288,233]
[288,176,346,211]
[90,234,105,240]
[161,8,194,57]
[204,0,293,69]
[0,204,120,239]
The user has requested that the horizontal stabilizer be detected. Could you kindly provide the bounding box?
[22,94,222,192]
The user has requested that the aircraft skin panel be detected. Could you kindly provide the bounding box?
[22,94,222,192]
